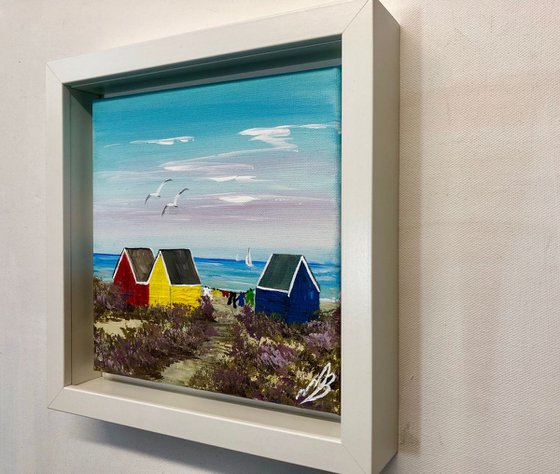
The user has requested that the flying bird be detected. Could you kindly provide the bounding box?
[161,187,189,216]
[145,179,172,204]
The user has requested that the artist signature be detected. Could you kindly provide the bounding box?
[296,363,336,405]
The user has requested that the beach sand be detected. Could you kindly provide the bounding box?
[320,299,339,312]
[95,318,143,337]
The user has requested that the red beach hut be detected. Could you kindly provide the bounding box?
[112,248,155,306]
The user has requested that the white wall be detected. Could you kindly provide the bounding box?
[1,1,559,472]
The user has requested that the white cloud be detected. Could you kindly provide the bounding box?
[131,136,194,146]
[299,124,330,129]
[208,175,257,183]
[218,195,259,204]
[239,126,297,151]
[161,149,271,171]
[162,162,254,173]
[238,123,338,151]
[158,122,339,174]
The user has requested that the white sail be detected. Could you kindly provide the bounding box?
[245,248,253,267]
[235,253,240,261]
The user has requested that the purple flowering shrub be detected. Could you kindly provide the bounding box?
[94,277,341,414]
[94,280,216,324]
[235,305,294,340]
[190,305,341,414]
[126,295,215,324]
[93,277,128,320]
[94,290,217,380]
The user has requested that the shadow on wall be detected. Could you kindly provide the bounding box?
[392,4,423,463]
[79,419,329,474]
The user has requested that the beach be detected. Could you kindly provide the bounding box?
[94,253,341,301]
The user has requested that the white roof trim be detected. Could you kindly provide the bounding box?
[256,254,273,288]
[190,252,202,283]
[113,248,154,284]
[256,285,289,294]
[287,256,321,296]
[147,251,170,285]
[256,255,321,296]
[146,249,201,287]
[287,259,303,297]
[111,250,126,281]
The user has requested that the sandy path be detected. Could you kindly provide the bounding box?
[95,318,143,337]
[160,295,240,386]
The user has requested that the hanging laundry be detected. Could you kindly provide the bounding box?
[246,288,255,307]
[202,287,213,300]
[237,292,245,307]
[227,291,237,308]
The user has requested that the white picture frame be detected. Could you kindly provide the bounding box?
[46,1,399,472]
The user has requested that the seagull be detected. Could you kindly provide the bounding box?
[161,187,189,216]
[145,178,172,204]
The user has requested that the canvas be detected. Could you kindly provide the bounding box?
[93,67,342,415]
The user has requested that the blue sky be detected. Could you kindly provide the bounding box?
[93,67,341,263]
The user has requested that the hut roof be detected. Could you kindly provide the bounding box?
[114,248,154,283]
[159,249,201,285]
[257,254,320,294]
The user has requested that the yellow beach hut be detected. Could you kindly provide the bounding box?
[148,249,202,307]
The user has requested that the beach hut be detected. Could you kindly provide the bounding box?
[112,247,155,307]
[255,254,320,324]
[148,249,202,307]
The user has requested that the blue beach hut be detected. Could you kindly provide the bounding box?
[255,254,320,324]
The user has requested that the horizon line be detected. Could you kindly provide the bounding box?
[93,252,339,267]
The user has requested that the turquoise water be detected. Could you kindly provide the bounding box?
[94,253,340,301]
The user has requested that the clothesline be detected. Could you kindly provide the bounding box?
[201,286,255,308]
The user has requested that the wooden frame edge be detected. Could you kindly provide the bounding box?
[372,1,400,471]
[46,1,399,471]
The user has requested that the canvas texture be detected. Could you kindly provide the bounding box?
[92,67,342,414]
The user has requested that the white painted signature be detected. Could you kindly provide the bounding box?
[296,363,336,405]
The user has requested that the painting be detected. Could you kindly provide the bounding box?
[93,67,341,414]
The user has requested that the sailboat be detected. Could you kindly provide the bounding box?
[235,253,241,262]
[245,248,253,268]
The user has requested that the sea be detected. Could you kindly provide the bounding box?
[94,253,341,301]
